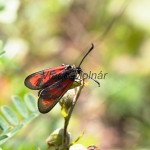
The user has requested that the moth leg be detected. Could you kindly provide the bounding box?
[73,78,82,86]
[74,80,80,84]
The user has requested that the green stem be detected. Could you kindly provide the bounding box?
[63,84,84,149]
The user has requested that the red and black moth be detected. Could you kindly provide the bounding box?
[24,44,100,113]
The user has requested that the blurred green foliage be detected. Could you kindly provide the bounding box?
[0,94,39,146]
[0,0,150,149]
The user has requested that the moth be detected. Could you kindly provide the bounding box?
[24,44,100,113]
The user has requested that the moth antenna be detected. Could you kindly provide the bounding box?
[89,76,100,87]
[81,71,100,87]
[78,43,94,67]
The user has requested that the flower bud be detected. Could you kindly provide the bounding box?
[46,128,70,148]
[59,89,75,110]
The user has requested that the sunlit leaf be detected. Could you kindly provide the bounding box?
[24,94,38,112]
[84,81,90,86]
[12,96,29,118]
[11,124,23,135]
[0,93,40,145]
[0,115,9,132]
[70,130,85,146]
[1,106,19,126]
[0,135,8,143]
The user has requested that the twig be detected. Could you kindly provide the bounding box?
[62,82,84,150]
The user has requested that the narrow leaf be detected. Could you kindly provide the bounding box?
[1,127,11,135]
[0,115,9,132]
[0,135,9,145]
[0,135,8,141]
[24,94,38,112]
[1,106,19,126]
[84,81,90,86]
[0,94,40,145]
[70,130,85,146]
[61,101,68,118]
[12,96,29,118]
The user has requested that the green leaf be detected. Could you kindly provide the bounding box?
[0,51,5,57]
[61,101,68,118]
[70,130,85,146]
[0,93,40,145]
[0,135,9,145]
[12,96,29,118]
[0,115,9,132]
[1,106,19,126]
[24,94,38,112]
[0,135,8,141]
[11,124,23,135]
[22,113,39,125]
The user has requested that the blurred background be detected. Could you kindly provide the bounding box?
[0,0,150,149]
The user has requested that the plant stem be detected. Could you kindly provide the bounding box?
[63,84,84,149]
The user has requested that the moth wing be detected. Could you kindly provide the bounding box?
[24,66,65,90]
[38,78,73,113]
